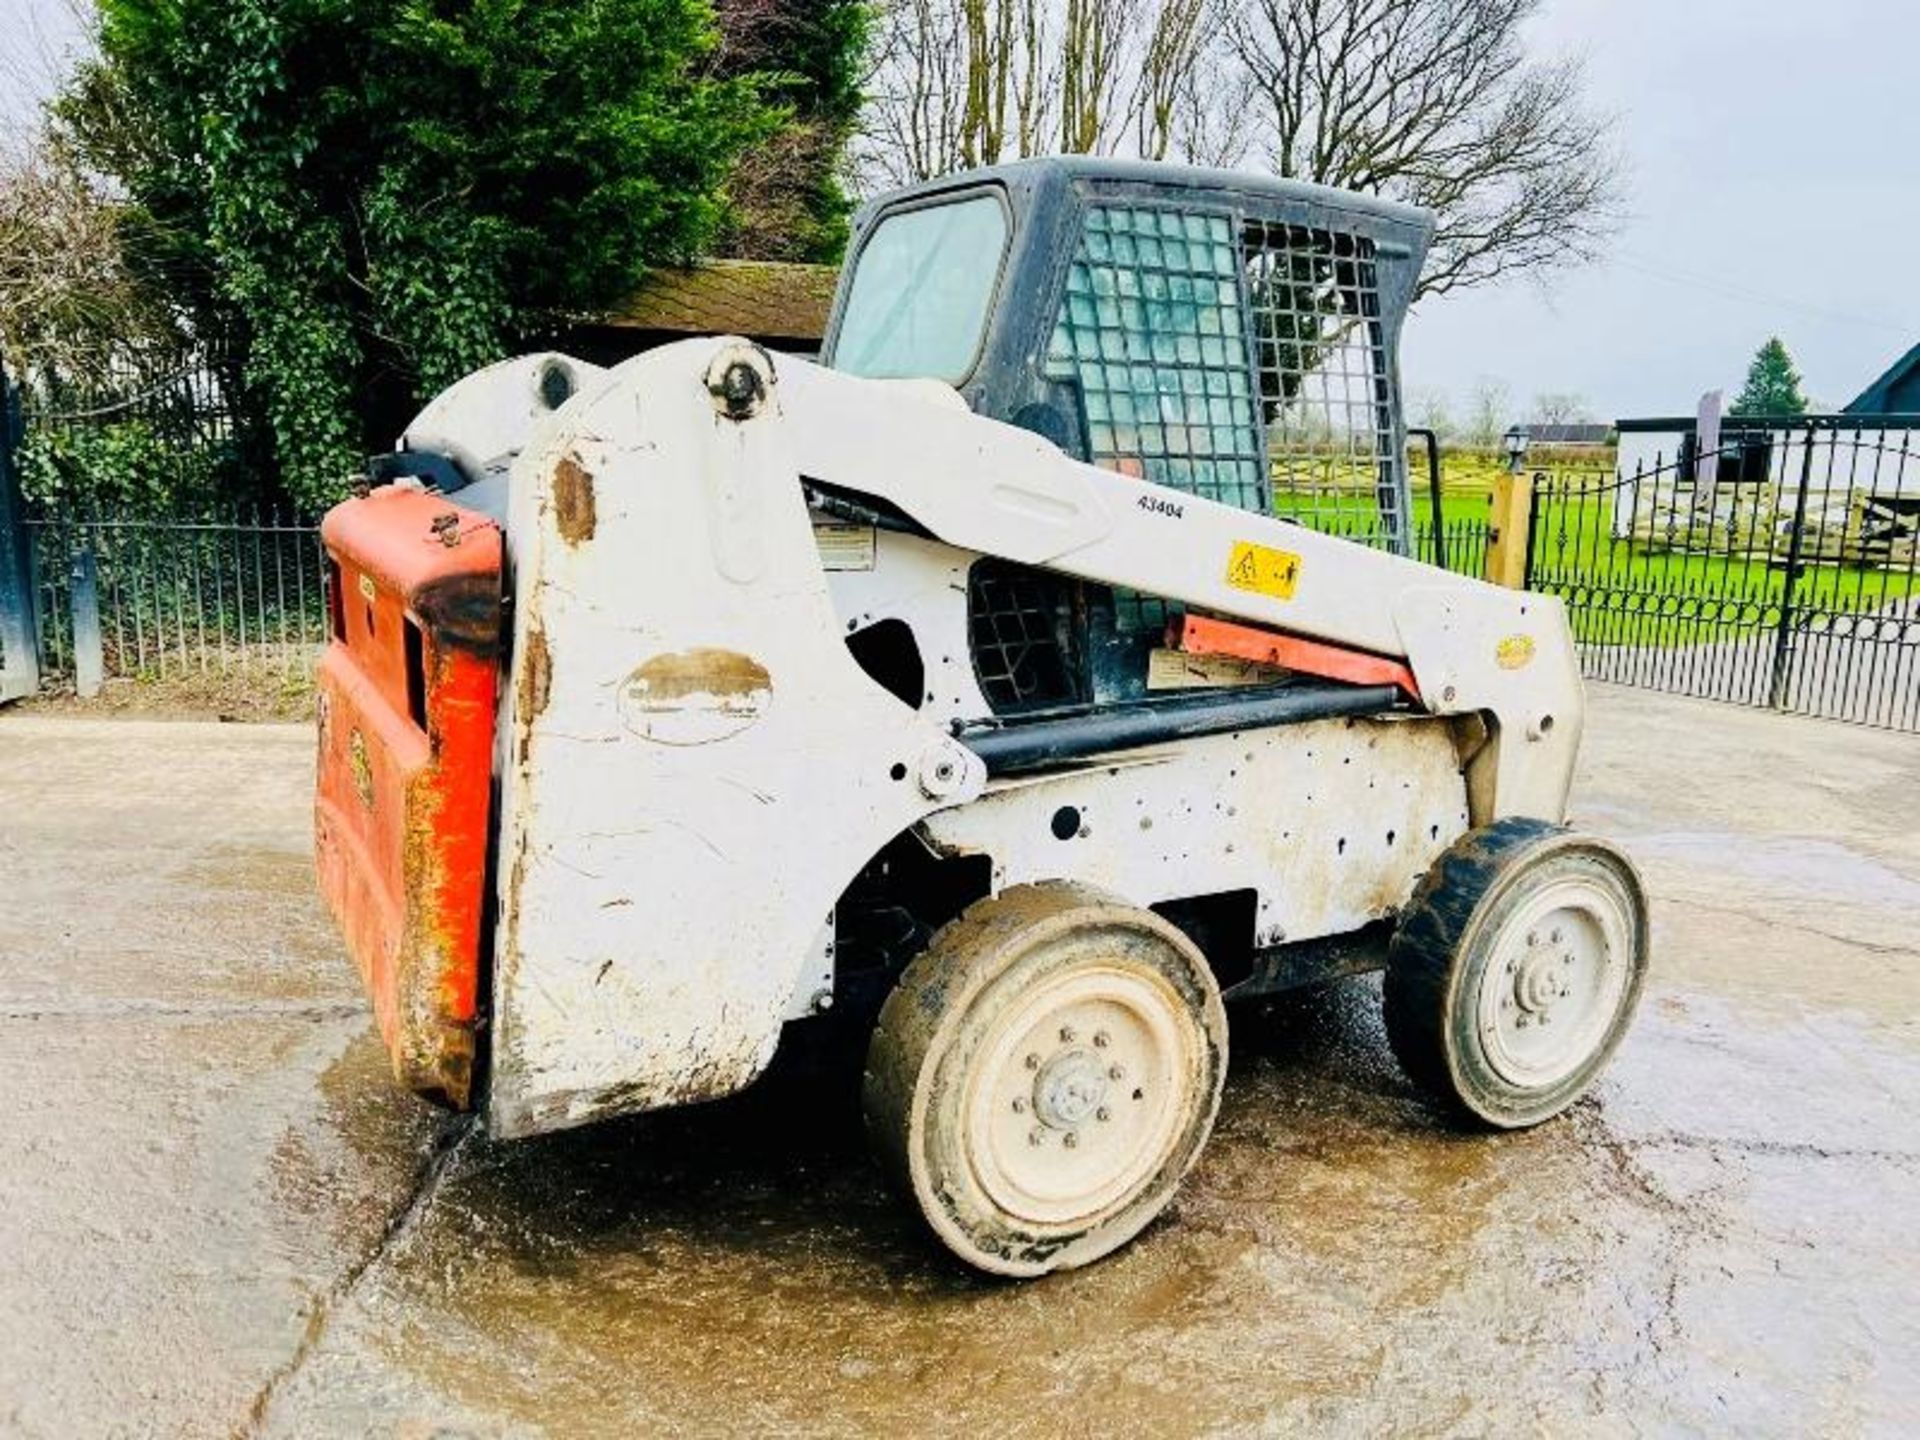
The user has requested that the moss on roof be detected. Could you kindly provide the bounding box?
[607,259,839,342]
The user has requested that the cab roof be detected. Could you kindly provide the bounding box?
[866,156,1435,239]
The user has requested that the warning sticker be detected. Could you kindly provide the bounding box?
[1496,634,1537,670]
[813,522,877,572]
[1224,541,1302,601]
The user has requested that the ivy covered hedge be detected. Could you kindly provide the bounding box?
[55,0,860,511]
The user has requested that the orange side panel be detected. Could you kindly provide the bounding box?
[1169,611,1422,701]
[314,489,502,1109]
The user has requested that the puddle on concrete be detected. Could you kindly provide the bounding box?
[261,975,1920,1436]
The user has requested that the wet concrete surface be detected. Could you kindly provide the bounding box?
[1,689,1917,1436]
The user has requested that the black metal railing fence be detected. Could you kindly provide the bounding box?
[1528,417,1920,731]
[26,506,326,690]
[0,346,333,697]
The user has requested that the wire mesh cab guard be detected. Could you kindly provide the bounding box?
[824,157,1433,712]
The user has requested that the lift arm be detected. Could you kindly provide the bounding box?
[771,348,1582,821]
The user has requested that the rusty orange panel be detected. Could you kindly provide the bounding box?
[1169,611,1421,701]
[315,489,502,1109]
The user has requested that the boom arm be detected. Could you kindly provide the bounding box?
[772,350,1582,822]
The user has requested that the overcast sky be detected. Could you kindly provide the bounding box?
[1403,0,1920,421]
[5,0,1916,422]
[0,0,82,138]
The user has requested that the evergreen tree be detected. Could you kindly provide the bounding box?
[1730,338,1809,417]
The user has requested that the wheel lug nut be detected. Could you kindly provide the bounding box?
[1109,1065,1125,1081]
[1096,1106,1110,1122]
[1024,1053,1040,1070]
[1028,1127,1045,1146]
[1093,1030,1110,1048]
[1550,928,1563,943]
[1011,1097,1027,1114]
[1527,931,1539,946]
[1059,1025,1076,1043]
[1063,1132,1079,1149]
[1516,1016,1530,1028]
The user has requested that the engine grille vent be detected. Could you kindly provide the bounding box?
[968,559,1085,714]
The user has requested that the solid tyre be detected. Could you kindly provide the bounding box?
[863,882,1227,1277]
[1383,817,1650,1129]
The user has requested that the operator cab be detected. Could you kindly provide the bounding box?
[821,157,1433,708]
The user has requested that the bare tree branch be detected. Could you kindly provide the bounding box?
[857,0,1622,299]
[1226,0,1622,296]
[0,128,184,380]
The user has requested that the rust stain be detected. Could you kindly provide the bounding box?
[552,454,597,545]
[618,648,772,745]
[627,648,770,704]
[348,729,374,811]
[521,627,552,719]
[515,625,552,768]
[412,569,505,657]
[498,838,529,1002]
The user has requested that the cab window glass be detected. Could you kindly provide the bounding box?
[835,195,1008,383]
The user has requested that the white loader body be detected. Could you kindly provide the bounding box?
[425,340,1582,1139]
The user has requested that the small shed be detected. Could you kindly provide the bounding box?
[561,259,840,365]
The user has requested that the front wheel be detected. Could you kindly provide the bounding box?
[863,883,1227,1277]
[1384,818,1650,1129]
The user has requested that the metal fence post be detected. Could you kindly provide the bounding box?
[1406,427,1447,568]
[1766,428,1817,711]
[0,363,42,700]
[69,546,104,697]
[1523,479,1542,592]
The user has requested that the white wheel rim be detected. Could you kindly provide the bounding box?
[1474,869,1633,1090]
[962,963,1197,1228]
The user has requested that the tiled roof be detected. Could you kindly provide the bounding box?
[606,260,840,342]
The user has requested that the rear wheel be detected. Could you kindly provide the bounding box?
[864,883,1227,1277]
[1384,818,1649,1129]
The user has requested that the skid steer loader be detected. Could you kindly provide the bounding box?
[314,157,1649,1276]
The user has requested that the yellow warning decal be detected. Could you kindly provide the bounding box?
[1224,541,1302,601]
[1496,633,1537,670]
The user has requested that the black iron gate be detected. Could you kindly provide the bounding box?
[0,349,328,699]
[1527,416,1920,731]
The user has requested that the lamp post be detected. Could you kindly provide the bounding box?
[1502,426,1531,475]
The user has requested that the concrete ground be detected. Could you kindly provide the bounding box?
[1,686,1916,1438]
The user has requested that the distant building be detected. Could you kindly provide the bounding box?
[1516,422,1613,447]
[1844,343,1920,415]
